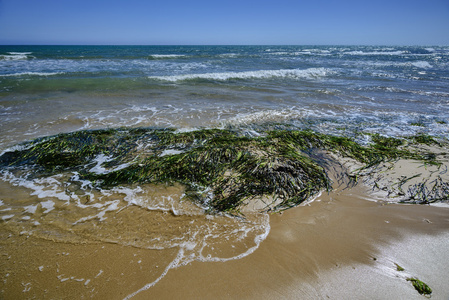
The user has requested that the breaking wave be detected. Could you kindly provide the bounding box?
[148,67,331,82]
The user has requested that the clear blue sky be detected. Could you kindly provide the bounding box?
[0,0,448,45]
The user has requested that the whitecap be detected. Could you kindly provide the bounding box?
[344,50,407,56]
[0,72,63,77]
[0,52,33,60]
[148,68,331,82]
[411,61,432,68]
[149,54,185,59]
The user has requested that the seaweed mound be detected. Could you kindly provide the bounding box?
[0,128,446,212]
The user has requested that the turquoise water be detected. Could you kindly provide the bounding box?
[1,45,448,148]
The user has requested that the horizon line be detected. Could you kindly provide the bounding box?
[1,43,448,47]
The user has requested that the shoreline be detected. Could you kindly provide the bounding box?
[1,127,448,299]
[1,184,448,299]
[136,184,449,299]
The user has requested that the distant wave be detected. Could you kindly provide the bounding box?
[359,60,433,69]
[0,72,63,77]
[0,52,34,61]
[148,54,186,59]
[411,61,432,68]
[148,68,331,82]
[344,50,408,56]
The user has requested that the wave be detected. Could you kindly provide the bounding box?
[148,67,331,82]
[0,52,34,61]
[344,50,408,56]
[355,60,434,69]
[411,61,432,68]
[148,54,186,59]
[0,71,63,77]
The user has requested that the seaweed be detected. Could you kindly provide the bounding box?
[401,176,449,204]
[1,127,447,212]
[411,134,441,146]
[395,263,405,272]
[406,277,432,296]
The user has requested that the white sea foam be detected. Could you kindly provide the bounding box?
[149,54,185,59]
[41,200,55,214]
[345,50,407,56]
[159,149,185,157]
[24,204,38,214]
[8,52,33,55]
[1,171,74,203]
[88,154,130,175]
[0,72,63,77]
[225,109,301,125]
[89,154,114,174]
[148,68,330,82]
[218,53,239,58]
[1,214,14,221]
[0,52,33,60]
[123,213,270,300]
[411,61,432,68]
[73,200,120,223]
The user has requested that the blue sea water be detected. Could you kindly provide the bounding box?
[1,45,449,149]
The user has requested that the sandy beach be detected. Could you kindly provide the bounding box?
[2,181,448,299]
[1,45,449,299]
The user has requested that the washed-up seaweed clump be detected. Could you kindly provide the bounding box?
[407,277,433,296]
[0,128,446,212]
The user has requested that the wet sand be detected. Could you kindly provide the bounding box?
[1,183,448,299]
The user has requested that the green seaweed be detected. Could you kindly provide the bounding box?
[395,263,405,272]
[407,277,432,296]
[411,134,441,146]
[1,127,446,212]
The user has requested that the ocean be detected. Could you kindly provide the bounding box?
[1,45,449,298]
[1,45,448,150]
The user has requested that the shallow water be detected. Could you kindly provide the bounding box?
[1,45,449,151]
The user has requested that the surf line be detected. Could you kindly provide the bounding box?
[123,216,271,299]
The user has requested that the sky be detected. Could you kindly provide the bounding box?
[0,0,448,45]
